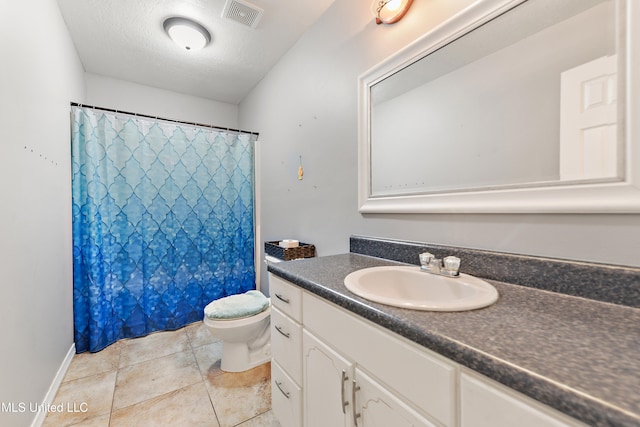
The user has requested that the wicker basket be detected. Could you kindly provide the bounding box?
[265,241,316,261]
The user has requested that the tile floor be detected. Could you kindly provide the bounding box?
[43,322,280,427]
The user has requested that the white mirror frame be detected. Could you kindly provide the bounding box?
[358,0,640,213]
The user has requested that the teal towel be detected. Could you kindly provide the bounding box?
[204,290,269,320]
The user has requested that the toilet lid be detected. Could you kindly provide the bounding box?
[204,290,269,320]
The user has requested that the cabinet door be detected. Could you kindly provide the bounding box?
[355,368,438,427]
[461,372,587,427]
[303,330,353,427]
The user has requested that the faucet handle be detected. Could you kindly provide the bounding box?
[419,252,434,268]
[442,256,461,276]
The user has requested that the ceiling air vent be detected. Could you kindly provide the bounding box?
[221,0,264,29]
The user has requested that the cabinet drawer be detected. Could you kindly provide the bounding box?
[271,307,303,385]
[272,360,302,427]
[269,274,302,322]
[303,292,457,427]
[460,371,587,427]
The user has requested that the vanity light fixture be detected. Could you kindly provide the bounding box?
[371,0,414,25]
[163,17,211,51]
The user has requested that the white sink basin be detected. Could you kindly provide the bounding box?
[344,266,498,312]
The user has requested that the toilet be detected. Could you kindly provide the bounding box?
[203,290,271,372]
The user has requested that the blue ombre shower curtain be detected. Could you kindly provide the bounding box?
[71,106,256,353]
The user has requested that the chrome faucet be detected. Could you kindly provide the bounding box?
[419,252,461,277]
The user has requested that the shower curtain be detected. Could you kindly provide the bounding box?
[71,106,256,353]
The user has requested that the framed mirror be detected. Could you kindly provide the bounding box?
[358,0,640,213]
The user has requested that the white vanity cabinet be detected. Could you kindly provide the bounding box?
[302,291,452,427]
[269,273,587,427]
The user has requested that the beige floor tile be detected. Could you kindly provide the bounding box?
[110,382,219,427]
[205,362,271,427]
[64,342,122,382]
[119,328,190,368]
[42,371,116,427]
[193,341,224,379]
[185,320,219,349]
[236,410,281,427]
[45,325,273,426]
[112,350,202,410]
[68,413,111,426]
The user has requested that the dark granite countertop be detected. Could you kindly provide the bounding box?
[267,253,640,427]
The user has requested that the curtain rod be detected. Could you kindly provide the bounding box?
[70,102,259,138]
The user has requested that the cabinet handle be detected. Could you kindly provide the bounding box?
[341,370,349,414]
[275,381,290,399]
[274,325,290,338]
[352,379,361,426]
[274,293,290,304]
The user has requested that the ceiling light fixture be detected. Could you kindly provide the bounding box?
[371,0,414,25]
[163,17,211,51]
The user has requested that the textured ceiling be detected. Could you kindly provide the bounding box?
[57,0,337,104]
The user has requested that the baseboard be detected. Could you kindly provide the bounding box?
[30,343,75,427]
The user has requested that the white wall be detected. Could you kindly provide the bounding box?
[239,0,640,293]
[0,1,86,426]
[85,73,239,129]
